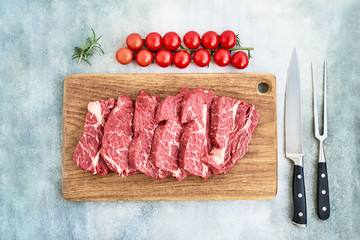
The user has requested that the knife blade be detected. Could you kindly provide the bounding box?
[285,48,307,227]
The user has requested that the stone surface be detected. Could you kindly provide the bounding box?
[0,0,359,239]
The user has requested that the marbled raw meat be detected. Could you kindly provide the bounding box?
[100,96,138,176]
[178,88,215,179]
[128,90,169,179]
[150,88,189,181]
[203,97,259,174]
[73,98,115,175]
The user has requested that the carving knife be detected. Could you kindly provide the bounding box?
[285,48,307,227]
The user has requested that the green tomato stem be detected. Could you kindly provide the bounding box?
[227,47,254,51]
[179,46,254,52]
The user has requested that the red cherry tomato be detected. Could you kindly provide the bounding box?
[173,50,191,69]
[155,49,172,68]
[193,49,211,67]
[126,33,143,51]
[183,31,201,49]
[135,49,153,67]
[163,32,181,51]
[115,47,133,65]
[145,32,162,51]
[231,51,249,69]
[213,48,231,67]
[202,31,219,49]
[220,30,236,48]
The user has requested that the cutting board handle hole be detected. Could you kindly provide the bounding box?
[257,82,270,94]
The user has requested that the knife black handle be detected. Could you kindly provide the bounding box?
[317,162,330,220]
[292,165,307,227]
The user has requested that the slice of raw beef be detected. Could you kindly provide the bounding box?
[220,103,259,174]
[73,98,116,175]
[178,88,215,179]
[128,90,169,179]
[204,98,259,174]
[201,97,237,172]
[150,88,189,181]
[100,96,138,176]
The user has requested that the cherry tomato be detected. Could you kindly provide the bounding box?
[155,49,172,68]
[193,49,211,67]
[163,32,181,51]
[135,49,153,67]
[220,30,236,48]
[202,31,219,49]
[115,47,133,65]
[126,33,143,51]
[173,50,191,69]
[183,31,201,49]
[145,32,162,51]
[231,51,249,69]
[213,48,231,67]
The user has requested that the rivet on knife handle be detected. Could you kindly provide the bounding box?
[292,163,307,227]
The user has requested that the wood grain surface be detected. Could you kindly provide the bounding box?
[62,73,277,201]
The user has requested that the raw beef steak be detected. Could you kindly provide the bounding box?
[128,90,169,179]
[150,88,189,181]
[205,98,259,174]
[220,103,259,174]
[201,97,237,172]
[100,96,137,176]
[178,88,215,179]
[73,98,116,175]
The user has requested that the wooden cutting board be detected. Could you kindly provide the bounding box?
[62,73,277,201]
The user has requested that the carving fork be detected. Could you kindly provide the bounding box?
[311,62,330,220]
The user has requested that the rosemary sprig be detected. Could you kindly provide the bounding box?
[72,28,104,66]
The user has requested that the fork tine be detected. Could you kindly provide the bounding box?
[312,63,320,138]
[323,62,327,137]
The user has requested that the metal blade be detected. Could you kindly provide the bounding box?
[285,48,303,162]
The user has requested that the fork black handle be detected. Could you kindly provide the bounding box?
[292,165,307,227]
[317,162,330,220]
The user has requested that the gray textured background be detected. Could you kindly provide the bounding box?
[1,0,359,239]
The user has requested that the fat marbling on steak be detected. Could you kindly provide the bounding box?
[73,98,115,175]
[202,97,259,174]
[178,88,215,179]
[100,96,138,176]
[150,87,189,181]
[128,90,169,179]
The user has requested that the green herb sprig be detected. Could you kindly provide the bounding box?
[72,28,104,66]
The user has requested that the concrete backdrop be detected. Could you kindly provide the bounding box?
[1,0,359,239]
